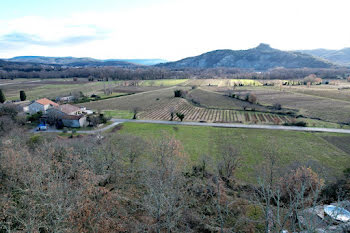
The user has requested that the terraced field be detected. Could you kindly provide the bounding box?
[234,88,350,123]
[138,98,292,124]
[209,85,350,124]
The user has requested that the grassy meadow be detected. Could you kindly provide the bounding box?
[114,122,350,183]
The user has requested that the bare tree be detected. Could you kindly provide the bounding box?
[133,107,140,119]
[141,135,188,233]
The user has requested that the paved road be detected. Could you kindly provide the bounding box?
[31,119,350,134]
[110,119,350,134]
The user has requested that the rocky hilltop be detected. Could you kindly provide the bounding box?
[158,43,335,70]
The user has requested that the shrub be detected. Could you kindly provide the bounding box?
[304,74,322,85]
[55,120,64,129]
[99,113,108,123]
[272,103,282,110]
[0,104,19,119]
[0,89,5,103]
[70,129,77,138]
[133,107,140,119]
[15,115,27,125]
[282,166,324,203]
[176,113,185,121]
[27,135,43,149]
[27,111,42,123]
[174,90,186,98]
[248,93,257,104]
[283,121,307,127]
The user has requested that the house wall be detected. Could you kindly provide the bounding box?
[23,106,29,113]
[46,108,66,124]
[43,105,51,112]
[28,102,45,114]
[79,116,87,127]
[62,117,86,128]
[62,119,80,128]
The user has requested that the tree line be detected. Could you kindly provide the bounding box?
[1,61,350,80]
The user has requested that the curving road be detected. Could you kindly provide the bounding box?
[31,119,350,134]
[110,119,350,134]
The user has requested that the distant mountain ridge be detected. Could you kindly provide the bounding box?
[157,44,336,70]
[106,59,168,66]
[296,48,350,67]
[7,56,139,67]
[6,56,167,67]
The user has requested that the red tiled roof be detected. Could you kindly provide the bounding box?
[36,98,59,107]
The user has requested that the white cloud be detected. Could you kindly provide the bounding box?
[1,0,350,60]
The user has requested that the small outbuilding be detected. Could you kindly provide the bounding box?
[61,115,86,128]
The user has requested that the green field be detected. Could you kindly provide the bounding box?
[140,79,188,86]
[185,79,262,86]
[114,122,350,183]
[102,110,134,119]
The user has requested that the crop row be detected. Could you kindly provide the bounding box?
[138,98,293,125]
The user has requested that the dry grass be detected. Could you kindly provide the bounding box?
[1,79,119,100]
[282,85,350,102]
[187,88,269,111]
[83,86,187,111]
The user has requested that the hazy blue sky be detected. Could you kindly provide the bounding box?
[1,0,349,60]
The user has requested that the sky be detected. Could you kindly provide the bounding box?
[0,0,350,61]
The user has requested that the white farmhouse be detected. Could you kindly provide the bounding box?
[27,98,59,114]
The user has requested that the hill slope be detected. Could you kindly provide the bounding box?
[107,59,168,66]
[7,56,167,67]
[7,56,139,67]
[157,44,335,70]
[297,48,350,66]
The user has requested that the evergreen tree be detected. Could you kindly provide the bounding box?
[20,90,26,101]
[0,89,5,103]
